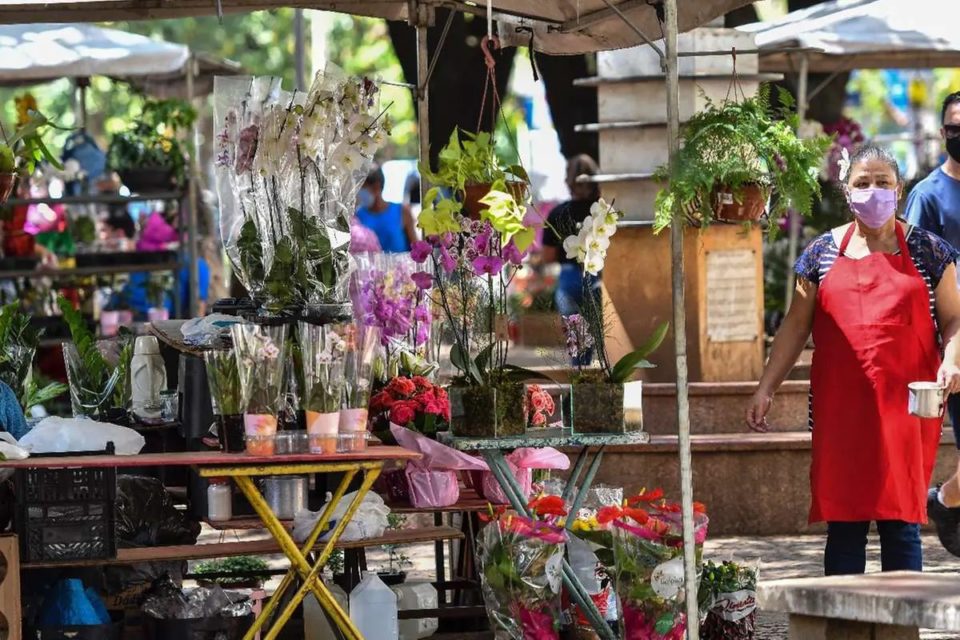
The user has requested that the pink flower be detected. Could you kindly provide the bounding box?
[390,400,417,426]
[411,271,433,290]
[503,239,525,265]
[410,240,432,263]
[517,605,558,640]
[438,246,456,273]
[472,255,504,276]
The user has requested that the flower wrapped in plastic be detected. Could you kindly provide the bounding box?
[698,560,758,640]
[604,491,708,640]
[477,497,568,640]
[230,323,288,438]
[213,65,389,316]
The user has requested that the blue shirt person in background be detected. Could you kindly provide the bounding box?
[905,90,960,559]
[355,164,417,253]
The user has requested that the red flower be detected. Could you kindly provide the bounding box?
[693,501,707,515]
[390,400,417,426]
[369,391,394,413]
[655,501,682,513]
[532,412,547,426]
[387,377,416,397]
[478,503,507,523]
[596,506,623,525]
[623,507,649,524]
[529,495,567,518]
[626,487,664,505]
[412,376,432,390]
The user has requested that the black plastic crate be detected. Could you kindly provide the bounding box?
[15,444,117,564]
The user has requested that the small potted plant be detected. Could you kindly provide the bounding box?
[146,273,172,323]
[0,303,67,414]
[420,128,529,219]
[698,560,759,640]
[204,349,245,452]
[378,514,412,586]
[108,98,195,193]
[560,199,669,433]
[194,556,271,590]
[0,102,64,205]
[653,86,830,231]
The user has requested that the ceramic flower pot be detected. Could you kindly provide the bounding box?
[712,183,768,223]
[118,167,175,193]
[448,383,525,438]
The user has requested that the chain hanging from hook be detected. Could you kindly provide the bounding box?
[724,47,748,104]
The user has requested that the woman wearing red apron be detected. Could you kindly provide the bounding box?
[747,145,960,574]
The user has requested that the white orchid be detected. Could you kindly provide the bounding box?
[563,234,585,261]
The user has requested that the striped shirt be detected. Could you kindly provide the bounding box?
[795,224,959,429]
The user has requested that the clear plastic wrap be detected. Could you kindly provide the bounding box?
[477,517,565,640]
[142,580,252,620]
[698,560,759,640]
[230,323,288,423]
[214,66,388,314]
[612,511,708,640]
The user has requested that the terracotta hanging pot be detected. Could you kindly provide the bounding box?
[461,180,527,220]
[0,173,17,205]
[711,183,768,223]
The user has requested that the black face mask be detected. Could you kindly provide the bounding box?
[947,136,960,163]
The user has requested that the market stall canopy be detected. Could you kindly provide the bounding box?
[0,0,753,55]
[0,23,241,96]
[740,0,960,72]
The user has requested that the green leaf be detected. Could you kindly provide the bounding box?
[473,342,495,376]
[610,321,669,383]
[654,613,675,636]
[501,364,553,383]
[450,343,482,385]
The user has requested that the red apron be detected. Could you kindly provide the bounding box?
[809,223,942,524]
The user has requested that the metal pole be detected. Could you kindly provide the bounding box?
[294,9,306,91]
[785,53,808,310]
[415,3,431,198]
[76,79,88,129]
[663,0,698,637]
[186,55,200,318]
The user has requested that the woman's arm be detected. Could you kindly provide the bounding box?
[935,263,960,394]
[746,277,818,431]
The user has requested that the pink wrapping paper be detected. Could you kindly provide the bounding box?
[390,423,489,508]
[480,447,570,505]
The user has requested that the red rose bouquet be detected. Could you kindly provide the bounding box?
[526,384,556,428]
[369,376,450,437]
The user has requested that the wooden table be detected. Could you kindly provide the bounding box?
[7,447,420,640]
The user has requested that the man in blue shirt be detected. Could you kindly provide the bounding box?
[906,90,960,557]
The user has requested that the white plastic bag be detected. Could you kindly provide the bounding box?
[0,432,28,482]
[18,417,145,455]
[180,314,244,346]
[292,490,390,543]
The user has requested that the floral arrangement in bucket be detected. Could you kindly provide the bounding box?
[601,489,709,640]
[214,67,390,316]
[477,496,568,640]
[559,199,669,434]
[369,376,450,438]
[653,86,830,233]
[411,130,544,438]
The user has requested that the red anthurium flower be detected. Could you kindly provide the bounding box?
[623,507,649,524]
[656,501,683,513]
[693,501,707,515]
[626,487,664,505]
[596,505,623,525]
[529,495,567,518]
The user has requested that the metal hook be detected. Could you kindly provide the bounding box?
[481,35,501,70]
[215,0,223,22]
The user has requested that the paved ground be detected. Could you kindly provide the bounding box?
[199,528,960,638]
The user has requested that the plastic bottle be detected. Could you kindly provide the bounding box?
[349,572,398,640]
[392,582,438,639]
[304,582,348,640]
[206,478,232,522]
[131,336,167,420]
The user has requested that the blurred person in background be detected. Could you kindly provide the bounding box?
[540,154,602,363]
[356,164,417,253]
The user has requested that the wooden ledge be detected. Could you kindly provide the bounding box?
[23,526,464,569]
[574,72,783,87]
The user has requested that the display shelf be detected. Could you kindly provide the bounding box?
[0,261,179,280]
[6,191,184,207]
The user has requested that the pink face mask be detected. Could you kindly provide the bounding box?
[848,188,898,229]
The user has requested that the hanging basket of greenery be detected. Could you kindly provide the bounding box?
[654,86,830,233]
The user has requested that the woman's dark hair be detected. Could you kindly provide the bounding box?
[364,164,385,189]
[566,154,600,200]
[846,144,901,184]
[942,91,960,124]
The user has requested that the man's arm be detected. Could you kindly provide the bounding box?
[401,204,418,247]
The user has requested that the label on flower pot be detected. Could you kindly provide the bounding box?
[711,589,757,621]
[306,411,340,436]
[338,408,368,433]
[651,557,685,599]
[244,414,278,436]
[545,550,564,594]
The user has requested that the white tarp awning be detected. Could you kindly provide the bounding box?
[0,0,753,55]
[740,0,960,72]
[0,23,242,96]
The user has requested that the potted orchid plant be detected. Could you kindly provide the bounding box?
[214,67,390,318]
[560,199,669,433]
[411,128,542,438]
[298,322,346,454]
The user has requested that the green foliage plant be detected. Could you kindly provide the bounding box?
[0,303,67,412]
[0,109,65,175]
[107,98,197,185]
[653,86,831,233]
[697,559,758,610]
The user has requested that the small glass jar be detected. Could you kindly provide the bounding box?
[207,478,232,522]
